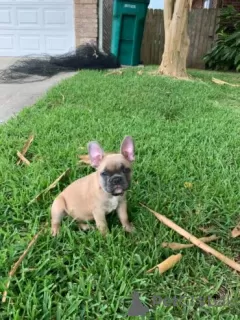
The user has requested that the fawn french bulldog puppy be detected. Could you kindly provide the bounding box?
[51,136,135,236]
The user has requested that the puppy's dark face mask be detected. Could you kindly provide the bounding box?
[100,163,131,196]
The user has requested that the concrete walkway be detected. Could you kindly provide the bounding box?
[0,57,75,124]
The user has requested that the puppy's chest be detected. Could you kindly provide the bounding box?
[104,196,121,213]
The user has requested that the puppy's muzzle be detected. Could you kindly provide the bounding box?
[112,175,123,185]
[111,175,125,196]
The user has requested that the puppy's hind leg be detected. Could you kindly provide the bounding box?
[51,196,67,236]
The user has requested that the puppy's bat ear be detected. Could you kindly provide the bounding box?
[120,136,135,162]
[88,141,104,168]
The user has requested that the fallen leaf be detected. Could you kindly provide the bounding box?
[137,70,143,75]
[184,182,193,189]
[17,134,34,165]
[231,223,240,238]
[146,254,182,274]
[161,235,219,250]
[212,77,240,87]
[28,168,70,205]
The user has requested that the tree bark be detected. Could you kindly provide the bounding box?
[158,0,193,78]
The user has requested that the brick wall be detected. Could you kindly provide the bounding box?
[192,0,240,9]
[192,0,204,8]
[192,0,220,8]
[74,0,98,47]
[222,0,240,11]
[211,0,220,8]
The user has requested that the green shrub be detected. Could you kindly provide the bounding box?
[204,5,240,72]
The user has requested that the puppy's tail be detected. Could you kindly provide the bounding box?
[0,43,120,84]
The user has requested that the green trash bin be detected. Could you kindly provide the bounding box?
[110,0,150,66]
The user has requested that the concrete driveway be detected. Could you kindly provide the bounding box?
[0,57,75,124]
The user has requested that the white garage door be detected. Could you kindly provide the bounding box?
[0,0,75,56]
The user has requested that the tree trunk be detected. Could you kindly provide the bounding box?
[158,0,193,78]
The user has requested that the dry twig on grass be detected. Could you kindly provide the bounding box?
[79,153,113,165]
[199,226,215,234]
[28,168,70,205]
[17,135,34,165]
[60,92,65,103]
[147,71,158,76]
[231,223,240,238]
[140,203,240,273]
[212,77,240,87]
[79,154,91,165]
[147,254,182,274]
[105,70,123,76]
[162,235,219,250]
[2,222,47,303]
[16,151,30,166]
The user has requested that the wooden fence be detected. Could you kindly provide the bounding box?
[141,9,220,68]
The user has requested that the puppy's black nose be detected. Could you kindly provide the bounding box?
[112,176,122,184]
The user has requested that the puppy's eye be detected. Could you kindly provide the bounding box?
[101,171,107,177]
[123,167,131,174]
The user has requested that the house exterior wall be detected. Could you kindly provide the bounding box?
[210,0,220,7]
[193,0,240,10]
[222,0,240,11]
[192,0,205,8]
[74,0,98,46]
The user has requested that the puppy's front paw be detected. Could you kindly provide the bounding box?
[51,226,59,237]
[123,222,135,233]
[97,225,109,236]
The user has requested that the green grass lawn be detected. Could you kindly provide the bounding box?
[0,67,240,319]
